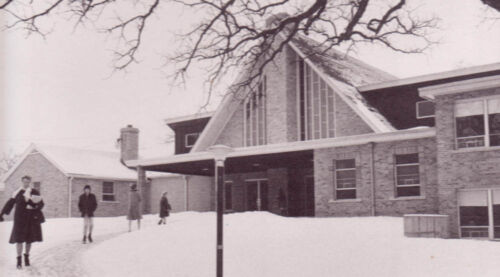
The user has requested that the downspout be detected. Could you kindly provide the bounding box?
[183,175,190,211]
[370,142,376,216]
[68,176,74,217]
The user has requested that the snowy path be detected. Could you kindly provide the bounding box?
[26,231,126,276]
[1,216,158,277]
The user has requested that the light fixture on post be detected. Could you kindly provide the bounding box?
[207,144,233,277]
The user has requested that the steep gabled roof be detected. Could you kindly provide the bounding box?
[191,34,396,152]
[289,35,395,132]
[291,35,397,86]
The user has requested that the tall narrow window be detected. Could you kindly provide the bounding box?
[244,76,267,146]
[334,159,356,200]
[395,153,420,197]
[298,59,335,140]
[102,182,116,202]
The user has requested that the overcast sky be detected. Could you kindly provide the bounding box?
[1,0,499,158]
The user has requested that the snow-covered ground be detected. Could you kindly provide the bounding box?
[2,212,500,277]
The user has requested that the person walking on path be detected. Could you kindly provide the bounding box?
[158,191,172,225]
[0,175,45,269]
[78,185,97,244]
[127,184,142,232]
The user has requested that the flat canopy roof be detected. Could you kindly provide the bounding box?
[143,150,313,176]
[127,127,435,176]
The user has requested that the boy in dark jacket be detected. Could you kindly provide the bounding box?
[78,185,97,244]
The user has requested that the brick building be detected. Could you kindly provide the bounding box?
[126,33,500,240]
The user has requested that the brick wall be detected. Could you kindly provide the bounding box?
[435,87,500,237]
[3,151,69,218]
[150,175,186,214]
[186,176,214,212]
[71,177,136,217]
[335,95,373,136]
[314,137,438,217]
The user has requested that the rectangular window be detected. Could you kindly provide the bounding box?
[298,59,335,141]
[335,159,356,200]
[225,181,233,211]
[102,182,116,202]
[185,133,199,148]
[455,98,500,149]
[459,190,489,238]
[33,182,41,193]
[395,153,420,197]
[244,76,267,146]
[416,100,435,118]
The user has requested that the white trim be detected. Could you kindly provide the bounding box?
[415,100,435,119]
[419,75,500,100]
[185,133,200,148]
[287,41,393,133]
[127,127,435,168]
[296,59,302,140]
[164,111,214,125]
[360,62,500,92]
[329,198,362,203]
[191,69,250,152]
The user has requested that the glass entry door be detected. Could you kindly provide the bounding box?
[245,179,268,211]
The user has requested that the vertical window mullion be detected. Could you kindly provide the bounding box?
[310,67,316,139]
[488,189,494,240]
[243,98,247,147]
[485,100,490,147]
[304,64,309,140]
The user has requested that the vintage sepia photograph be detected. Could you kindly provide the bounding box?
[1,0,500,276]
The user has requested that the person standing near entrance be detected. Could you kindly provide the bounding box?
[78,185,97,244]
[0,175,45,269]
[158,191,172,225]
[127,184,142,231]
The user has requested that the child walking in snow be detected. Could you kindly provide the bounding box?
[78,185,97,244]
[0,175,45,269]
[158,191,172,225]
[127,184,142,231]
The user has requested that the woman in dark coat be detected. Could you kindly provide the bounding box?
[158,191,172,225]
[0,175,45,269]
[127,184,142,232]
[78,185,97,244]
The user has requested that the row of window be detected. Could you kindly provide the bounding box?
[333,153,420,200]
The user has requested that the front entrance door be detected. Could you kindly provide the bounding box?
[246,180,268,211]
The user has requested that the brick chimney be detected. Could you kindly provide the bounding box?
[120,124,139,161]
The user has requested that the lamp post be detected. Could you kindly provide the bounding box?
[208,144,234,277]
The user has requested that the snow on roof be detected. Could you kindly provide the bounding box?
[291,35,396,87]
[289,36,395,132]
[164,111,215,125]
[35,144,139,180]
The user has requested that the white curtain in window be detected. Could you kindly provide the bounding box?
[488,98,500,114]
[455,101,484,117]
[458,190,487,206]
